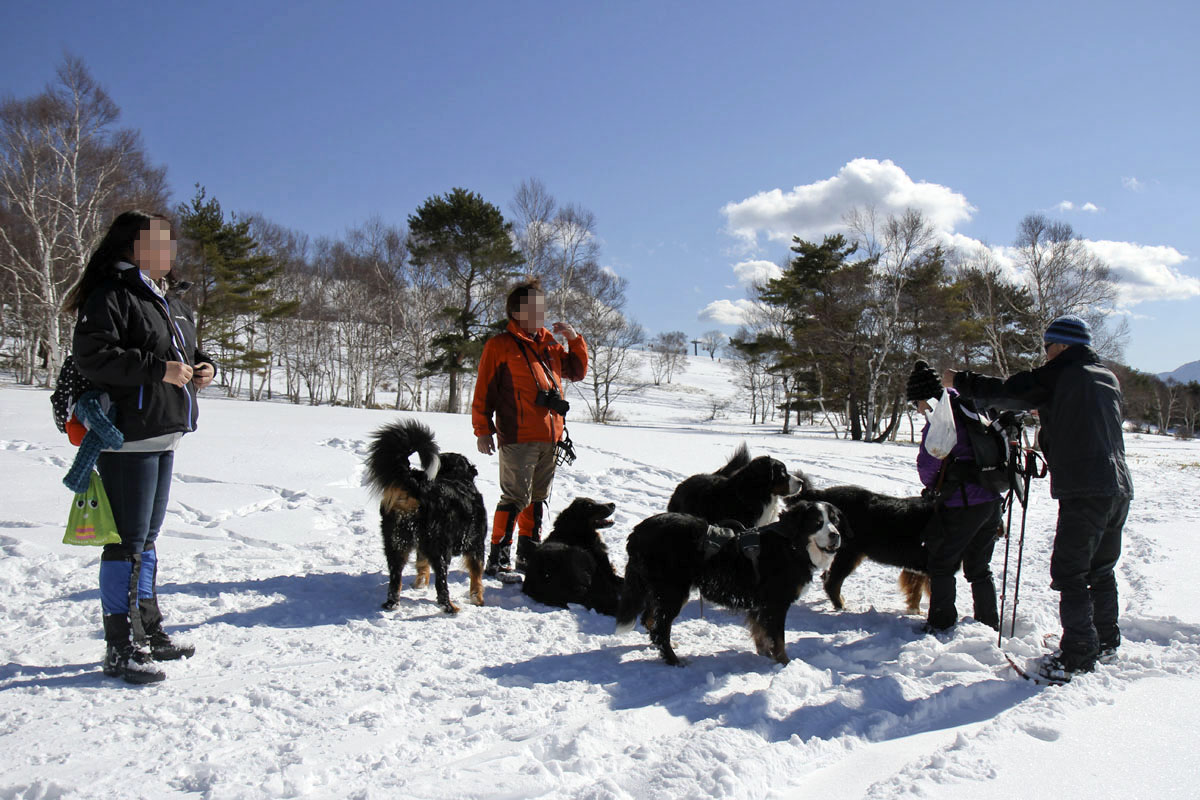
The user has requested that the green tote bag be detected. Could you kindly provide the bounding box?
[63,471,122,546]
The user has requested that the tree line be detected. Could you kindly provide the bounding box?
[724,207,1194,440]
[1,59,658,421]
[3,58,1192,438]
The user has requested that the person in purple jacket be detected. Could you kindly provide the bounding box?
[907,360,1003,632]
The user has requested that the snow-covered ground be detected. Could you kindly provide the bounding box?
[2,354,1199,799]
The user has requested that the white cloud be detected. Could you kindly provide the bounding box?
[721,158,975,249]
[1122,176,1145,192]
[732,259,782,289]
[1084,240,1199,306]
[1056,200,1101,213]
[698,298,762,326]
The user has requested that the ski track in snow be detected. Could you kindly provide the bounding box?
[1,366,1199,799]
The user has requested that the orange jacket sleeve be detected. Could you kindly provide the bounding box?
[471,339,499,438]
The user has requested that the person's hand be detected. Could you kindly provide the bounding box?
[552,321,578,341]
[477,434,495,456]
[192,362,215,389]
[163,361,193,387]
[941,369,957,389]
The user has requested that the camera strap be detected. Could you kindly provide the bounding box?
[509,332,562,395]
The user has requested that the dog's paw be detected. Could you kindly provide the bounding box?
[381,598,400,611]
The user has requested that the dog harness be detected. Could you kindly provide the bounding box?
[702,525,762,580]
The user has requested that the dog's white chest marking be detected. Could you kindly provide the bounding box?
[755,495,782,528]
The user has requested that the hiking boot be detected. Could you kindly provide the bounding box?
[515,536,537,573]
[1097,644,1119,665]
[145,628,195,661]
[103,642,165,685]
[136,596,195,660]
[1035,649,1095,683]
[484,541,511,577]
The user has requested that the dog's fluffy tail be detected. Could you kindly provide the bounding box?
[792,467,815,496]
[716,442,752,477]
[365,419,441,493]
[613,559,648,634]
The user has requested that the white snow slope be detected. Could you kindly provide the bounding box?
[2,355,1200,799]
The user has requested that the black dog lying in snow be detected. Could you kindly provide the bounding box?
[521,497,623,616]
[667,443,802,530]
[789,470,936,613]
[365,419,487,614]
[615,500,844,666]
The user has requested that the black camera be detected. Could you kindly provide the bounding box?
[535,388,570,416]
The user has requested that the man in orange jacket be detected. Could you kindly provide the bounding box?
[472,278,588,576]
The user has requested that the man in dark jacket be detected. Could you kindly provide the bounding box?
[943,315,1133,681]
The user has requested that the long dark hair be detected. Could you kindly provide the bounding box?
[62,210,172,314]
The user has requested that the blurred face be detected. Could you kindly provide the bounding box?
[916,399,933,415]
[512,291,546,333]
[1044,341,1067,362]
[132,219,175,280]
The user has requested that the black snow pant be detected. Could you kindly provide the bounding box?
[924,499,1003,631]
[1050,494,1129,664]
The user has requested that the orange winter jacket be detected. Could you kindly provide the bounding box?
[472,320,588,446]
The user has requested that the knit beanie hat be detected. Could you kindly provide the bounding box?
[906,360,942,404]
[1043,314,1092,347]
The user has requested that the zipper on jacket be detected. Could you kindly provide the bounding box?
[162,295,194,431]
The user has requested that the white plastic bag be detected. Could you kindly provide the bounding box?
[923,389,957,460]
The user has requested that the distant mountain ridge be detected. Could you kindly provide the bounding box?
[1159,360,1200,384]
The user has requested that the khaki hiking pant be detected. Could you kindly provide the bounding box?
[495,441,558,543]
[498,441,557,511]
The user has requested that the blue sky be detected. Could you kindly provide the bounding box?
[3,1,1197,374]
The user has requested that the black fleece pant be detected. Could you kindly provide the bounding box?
[1050,495,1129,661]
[924,499,1004,630]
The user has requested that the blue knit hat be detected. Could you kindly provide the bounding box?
[1043,314,1092,347]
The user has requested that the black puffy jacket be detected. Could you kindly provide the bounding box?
[953,345,1133,500]
[72,267,213,443]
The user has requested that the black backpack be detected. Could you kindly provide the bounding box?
[49,355,98,434]
[947,397,1024,502]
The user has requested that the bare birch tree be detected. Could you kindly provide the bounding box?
[0,55,167,384]
[1012,213,1125,359]
[846,206,936,440]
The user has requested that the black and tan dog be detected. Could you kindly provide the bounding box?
[521,497,623,615]
[615,500,843,666]
[667,443,802,529]
[365,419,487,613]
[790,470,936,613]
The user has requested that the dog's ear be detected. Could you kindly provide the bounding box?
[827,504,853,539]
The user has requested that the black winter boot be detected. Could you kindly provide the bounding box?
[924,575,958,631]
[484,540,512,577]
[515,535,538,573]
[136,597,195,661]
[971,578,1000,631]
[485,505,518,577]
[102,614,165,685]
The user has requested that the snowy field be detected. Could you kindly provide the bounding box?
[2,354,1200,799]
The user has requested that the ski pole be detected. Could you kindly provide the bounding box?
[997,431,1024,647]
[998,488,1016,648]
[1007,449,1037,638]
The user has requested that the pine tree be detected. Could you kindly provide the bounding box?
[177,185,298,397]
[408,188,524,413]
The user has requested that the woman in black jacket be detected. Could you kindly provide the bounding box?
[63,211,216,684]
